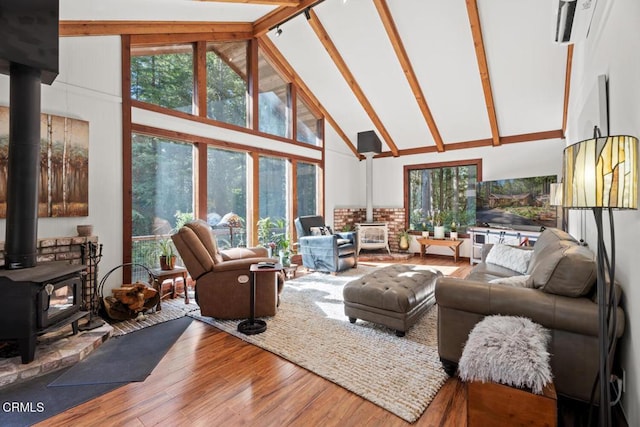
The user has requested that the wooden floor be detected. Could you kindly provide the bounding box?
[35,256,609,427]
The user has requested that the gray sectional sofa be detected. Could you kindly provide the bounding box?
[435,228,625,402]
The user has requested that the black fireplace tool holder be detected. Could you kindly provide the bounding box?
[79,242,104,331]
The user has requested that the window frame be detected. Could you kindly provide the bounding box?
[403,159,483,236]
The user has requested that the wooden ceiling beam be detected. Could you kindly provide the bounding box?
[258,36,362,159]
[562,44,574,137]
[198,0,300,6]
[373,0,445,153]
[466,0,500,147]
[306,9,399,156]
[374,129,564,158]
[253,0,324,37]
[60,20,253,36]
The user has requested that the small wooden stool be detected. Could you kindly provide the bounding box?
[150,266,189,310]
[460,315,557,427]
[468,381,557,426]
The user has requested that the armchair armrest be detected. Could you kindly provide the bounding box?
[213,257,275,273]
[336,231,356,243]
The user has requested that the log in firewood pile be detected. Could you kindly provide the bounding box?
[111,283,158,312]
[103,282,160,321]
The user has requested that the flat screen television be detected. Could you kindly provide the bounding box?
[0,0,59,84]
[475,175,558,230]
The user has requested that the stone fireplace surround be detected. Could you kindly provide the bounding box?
[333,207,405,253]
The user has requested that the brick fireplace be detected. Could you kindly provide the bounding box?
[334,207,406,253]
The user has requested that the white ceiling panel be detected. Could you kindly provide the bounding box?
[61,0,275,22]
[313,1,435,151]
[269,14,376,145]
[478,0,567,136]
[388,0,492,144]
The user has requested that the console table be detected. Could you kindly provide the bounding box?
[417,237,463,263]
[468,226,543,265]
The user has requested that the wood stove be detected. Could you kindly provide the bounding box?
[356,222,390,255]
[0,262,87,364]
[0,2,87,364]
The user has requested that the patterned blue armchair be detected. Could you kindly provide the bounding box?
[294,215,358,274]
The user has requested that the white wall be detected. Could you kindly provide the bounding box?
[565,0,640,422]
[0,36,123,283]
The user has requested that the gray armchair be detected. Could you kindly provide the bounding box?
[294,215,357,273]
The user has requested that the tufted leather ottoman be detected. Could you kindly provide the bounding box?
[343,264,442,336]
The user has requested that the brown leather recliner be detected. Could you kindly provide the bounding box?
[171,219,283,319]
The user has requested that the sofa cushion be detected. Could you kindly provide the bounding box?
[485,244,533,274]
[527,228,577,274]
[538,245,596,297]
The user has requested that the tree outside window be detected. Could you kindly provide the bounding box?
[405,160,480,233]
[206,41,248,128]
[258,51,290,138]
[131,44,194,113]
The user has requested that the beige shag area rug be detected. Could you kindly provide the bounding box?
[109,298,200,337]
[190,265,448,423]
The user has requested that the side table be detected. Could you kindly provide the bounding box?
[238,263,282,335]
[150,266,189,311]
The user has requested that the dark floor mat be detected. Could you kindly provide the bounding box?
[49,316,192,386]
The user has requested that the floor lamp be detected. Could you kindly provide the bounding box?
[549,182,565,231]
[563,133,638,427]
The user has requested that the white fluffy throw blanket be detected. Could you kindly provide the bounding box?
[458,315,552,394]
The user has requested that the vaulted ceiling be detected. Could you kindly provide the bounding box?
[60,0,572,158]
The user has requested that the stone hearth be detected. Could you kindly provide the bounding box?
[0,322,112,389]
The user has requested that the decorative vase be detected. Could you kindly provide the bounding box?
[399,235,410,251]
[421,231,429,238]
[279,250,291,267]
[77,224,93,237]
[267,247,273,258]
[160,255,176,270]
[450,231,458,241]
[434,226,445,239]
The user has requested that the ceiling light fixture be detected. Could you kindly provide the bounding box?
[267,1,326,34]
[275,25,282,37]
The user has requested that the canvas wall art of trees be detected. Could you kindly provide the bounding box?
[0,106,89,217]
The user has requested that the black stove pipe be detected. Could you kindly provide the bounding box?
[4,63,41,269]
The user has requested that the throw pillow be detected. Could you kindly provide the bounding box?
[310,226,323,236]
[321,225,333,235]
[485,244,533,274]
[489,275,534,288]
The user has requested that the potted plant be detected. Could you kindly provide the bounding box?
[278,235,291,267]
[421,221,429,238]
[157,238,176,270]
[398,229,412,251]
[433,211,446,239]
[450,222,458,241]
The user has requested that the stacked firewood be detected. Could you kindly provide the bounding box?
[103,282,159,321]
[111,283,158,312]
